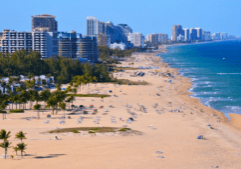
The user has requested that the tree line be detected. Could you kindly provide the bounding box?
[0,50,110,84]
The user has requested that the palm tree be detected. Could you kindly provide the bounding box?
[0,140,12,159]
[0,129,11,141]
[40,90,51,110]
[13,146,19,156]
[15,131,26,142]
[17,142,27,158]
[59,102,66,118]
[0,100,8,120]
[33,104,41,119]
[46,96,58,115]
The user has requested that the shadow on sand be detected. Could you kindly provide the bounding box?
[34,154,66,159]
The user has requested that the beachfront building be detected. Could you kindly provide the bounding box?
[128,32,144,47]
[79,36,99,63]
[202,31,212,41]
[183,28,190,41]
[57,31,82,58]
[86,16,100,36]
[190,28,198,41]
[97,34,110,47]
[31,14,58,32]
[0,29,58,58]
[212,32,221,40]
[195,28,203,40]
[172,25,184,41]
[87,16,133,45]
[157,33,168,42]
[220,33,229,40]
[177,34,185,41]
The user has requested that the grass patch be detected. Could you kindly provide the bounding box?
[118,128,131,132]
[88,131,96,134]
[48,127,119,134]
[72,130,80,133]
[110,79,150,85]
[9,109,24,113]
[114,67,138,71]
[67,94,110,98]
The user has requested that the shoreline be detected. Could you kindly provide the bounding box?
[154,44,241,132]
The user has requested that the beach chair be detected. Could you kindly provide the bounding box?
[44,120,49,124]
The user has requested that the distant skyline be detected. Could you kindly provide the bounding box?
[1,0,240,36]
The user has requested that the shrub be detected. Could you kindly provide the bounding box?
[88,131,96,134]
[9,109,24,113]
[118,128,131,132]
[0,110,7,113]
[72,130,80,133]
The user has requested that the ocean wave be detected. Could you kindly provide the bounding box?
[217,73,241,75]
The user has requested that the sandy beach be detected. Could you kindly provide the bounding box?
[1,47,241,169]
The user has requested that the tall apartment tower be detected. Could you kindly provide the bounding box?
[190,28,198,40]
[0,29,58,58]
[57,31,82,58]
[31,14,58,32]
[87,16,99,36]
[172,25,184,41]
[195,28,202,40]
[183,28,190,41]
[128,32,144,47]
[79,36,99,63]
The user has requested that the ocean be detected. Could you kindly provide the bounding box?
[159,40,241,119]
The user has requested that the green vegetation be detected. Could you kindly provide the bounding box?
[114,67,138,71]
[9,109,24,113]
[48,127,118,133]
[88,131,96,134]
[0,111,7,113]
[118,128,131,131]
[66,94,110,98]
[111,79,150,85]
[0,129,12,159]
[99,46,143,62]
[72,130,80,133]
[0,50,110,84]
[15,131,26,142]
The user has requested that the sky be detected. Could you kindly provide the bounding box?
[1,0,240,37]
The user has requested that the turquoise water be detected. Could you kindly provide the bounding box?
[159,40,241,119]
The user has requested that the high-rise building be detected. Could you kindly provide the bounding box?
[220,33,228,40]
[31,14,58,32]
[172,25,183,41]
[128,32,144,47]
[79,36,99,63]
[212,32,221,40]
[157,33,168,42]
[98,22,106,34]
[0,29,58,58]
[183,28,190,41]
[190,28,198,40]
[202,31,211,41]
[86,16,99,36]
[195,28,202,40]
[0,29,33,54]
[97,34,110,47]
[57,31,82,58]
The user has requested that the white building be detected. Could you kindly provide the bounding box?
[212,32,221,40]
[0,29,58,58]
[177,34,185,41]
[220,33,228,40]
[183,28,189,41]
[109,42,126,50]
[128,32,144,47]
[86,16,100,36]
